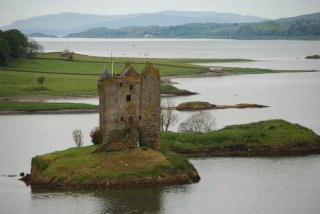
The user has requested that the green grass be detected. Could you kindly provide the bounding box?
[160,120,320,152]
[0,53,302,98]
[160,84,196,95]
[31,146,195,184]
[0,100,97,111]
[0,71,194,98]
[2,58,200,76]
[37,52,251,65]
[0,70,98,97]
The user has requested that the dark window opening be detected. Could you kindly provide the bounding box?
[126,95,131,102]
[144,75,146,78]
[139,115,141,120]
[129,116,134,125]
[120,117,124,122]
[130,84,133,90]
[120,83,123,87]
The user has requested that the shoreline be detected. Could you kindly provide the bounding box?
[161,69,319,80]
[177,147,320,157]
[2,69,318,101]
[27,147,201,189]
[0,70,318,115]
[0,108,98,115]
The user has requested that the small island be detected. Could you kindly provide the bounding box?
[305,55,320,59]
[161,119,320,156]
[29,147,200,188]
[175,101,268,111]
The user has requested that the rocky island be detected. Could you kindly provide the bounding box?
[29,147,200,188]
[175,101,268,111]
[305,55,320,59]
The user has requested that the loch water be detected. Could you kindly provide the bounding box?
[1,39,320,214]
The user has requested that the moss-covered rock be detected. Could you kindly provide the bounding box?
[176,101,215,111]
[175,101,268,111]
[30,147,200,188]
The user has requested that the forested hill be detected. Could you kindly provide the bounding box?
[66,12,320,40]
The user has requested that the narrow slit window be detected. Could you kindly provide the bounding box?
[120,83,123,87]
[120,117,124,122]
[130,85,133,90]
[139,115,141,120]
[129,116,134,125]
[126,95,131,102]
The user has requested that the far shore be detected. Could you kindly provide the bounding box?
[0,108,98,115]
[1,52,318,114]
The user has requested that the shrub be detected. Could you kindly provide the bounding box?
[26,39,43,58]
[178,111,216,133]
[37,77,45,85]
[90,127,102,145]
[72,129,83,147]
[60,49,74,60]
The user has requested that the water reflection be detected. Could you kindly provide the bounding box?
[31,187,164,214]
[23,156,320,214]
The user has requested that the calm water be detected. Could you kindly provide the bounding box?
[48,71,320,134]
[1,72,320,213]
[1,156,320,214]
[1,40,320,213]
[34,38,320,70]
[165,71,320,134]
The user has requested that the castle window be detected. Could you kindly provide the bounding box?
[144,75,146,78]
[120,83,123,87]
[126,95,131,102]
[139,115,141,120]
[130,84,133,90]
[129,116,134,125]
[121,117,124,122]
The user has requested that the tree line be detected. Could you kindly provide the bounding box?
[0,29,43,65]
[66,18,320,40]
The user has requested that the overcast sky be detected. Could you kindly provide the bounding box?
[1,0,319,26]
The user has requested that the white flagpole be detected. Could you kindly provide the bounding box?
[111,52,114,76]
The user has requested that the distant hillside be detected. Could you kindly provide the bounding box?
[28,32,57,38]
[66,12,320,40]
[277,12,320,23]
[0,11,267,36]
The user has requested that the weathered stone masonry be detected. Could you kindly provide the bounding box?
[98,63,160,150]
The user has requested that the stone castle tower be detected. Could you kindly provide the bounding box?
[97,62,160,150]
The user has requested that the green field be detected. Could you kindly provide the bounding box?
[0,53,303,98]
[0,100,97,111]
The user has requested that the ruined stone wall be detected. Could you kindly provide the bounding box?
[98,63,160,151]
[139,64,161,149]
[98,76,141,145]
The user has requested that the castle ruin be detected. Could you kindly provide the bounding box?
[97,62,160,151]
